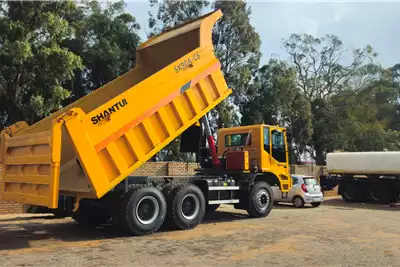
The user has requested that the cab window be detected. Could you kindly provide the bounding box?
[263,127,269,152]
[225,133,251,147]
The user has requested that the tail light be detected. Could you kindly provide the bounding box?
[301,184,308,193]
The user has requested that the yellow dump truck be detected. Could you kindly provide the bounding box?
[0,10,292,235]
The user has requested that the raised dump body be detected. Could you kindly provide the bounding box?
[0,10,231,209]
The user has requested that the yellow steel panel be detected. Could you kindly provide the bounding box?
[0,121,62,208]
[3,175,52,185]
[4,156,52,165]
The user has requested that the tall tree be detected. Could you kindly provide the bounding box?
[63,0,141,102]
[282,33,378,164]
[0,0,142,129]
[0,1,83,126]
[147,0,261,160]
[241,58,312,163]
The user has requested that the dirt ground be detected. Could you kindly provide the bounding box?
[1,197,400,267]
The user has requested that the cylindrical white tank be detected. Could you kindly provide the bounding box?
[326,152,400,175]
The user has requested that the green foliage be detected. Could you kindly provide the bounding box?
[64,0,141,101]
[148,0,209,37]
[0,0,141,128]
[0,1,83,125]
[148,0,261,160]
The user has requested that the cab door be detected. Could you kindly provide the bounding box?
[270,128,289,175]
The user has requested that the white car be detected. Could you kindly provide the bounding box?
[272,174,324,208]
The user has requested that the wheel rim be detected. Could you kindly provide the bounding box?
[294,197,302,207]
[256,189,269,210]
[135,196,160,225]
[181,193,200,220]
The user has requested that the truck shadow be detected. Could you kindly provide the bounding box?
[321,197,400,211]
[0,209,251,252]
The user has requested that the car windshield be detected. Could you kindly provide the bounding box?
[303,178,317,185]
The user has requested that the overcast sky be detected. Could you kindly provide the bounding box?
[125,0,400,68]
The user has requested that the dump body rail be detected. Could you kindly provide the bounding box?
[0,121,62,208]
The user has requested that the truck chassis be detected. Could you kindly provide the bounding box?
[320,174,400,204]
[50,173,274,235]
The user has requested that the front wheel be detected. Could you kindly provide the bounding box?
[246,182,273,218]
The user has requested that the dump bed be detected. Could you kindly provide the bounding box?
[0,10,231,208]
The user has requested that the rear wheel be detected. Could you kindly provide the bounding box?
[340,181,360,202]
[247,182,273,218]
[164,183,206,230]
[292,196,305,208]
[368,184,396,204]
[119,185,167,236]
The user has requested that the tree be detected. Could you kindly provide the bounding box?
[147,0,261,160]
[0,0,142,129]
[0,1,83,127]
[148,0,209,37]
[63,0,141,102]
[282,33,378,164]
[241,58,312,163]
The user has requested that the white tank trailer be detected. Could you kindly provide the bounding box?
[320,151,400,204]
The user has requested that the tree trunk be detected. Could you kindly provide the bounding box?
[315,149,325,166]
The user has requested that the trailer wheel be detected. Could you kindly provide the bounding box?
[120,185,167,236]
[166,184,206,230]
[340,181,359,202]
[246,182,273,218]
[369,184,395,204]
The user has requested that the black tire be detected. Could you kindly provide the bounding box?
[246,182,273,218]
[206,204,220,213]
[119,185,167,236]
[165,184,206,230]
[292,196,305,208]
[339,180,364,202]
[72,202,111,227]
[368,184,396,204]
[311,202,321,208]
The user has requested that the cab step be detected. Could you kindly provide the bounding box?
[208,199,239,204]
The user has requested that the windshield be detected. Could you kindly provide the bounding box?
[303,178,317,185]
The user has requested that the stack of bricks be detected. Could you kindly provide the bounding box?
[0,165,25,214]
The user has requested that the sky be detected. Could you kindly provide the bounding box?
[125,0,400,68]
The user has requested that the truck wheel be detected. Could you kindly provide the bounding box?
[246,182,273,218]
[369,184,395,204]
[120,185,167,236]
[340,182,359,202]
[166,184,206,230]
[206,204,220,213]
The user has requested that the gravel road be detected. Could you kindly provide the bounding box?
[1,197,400,267]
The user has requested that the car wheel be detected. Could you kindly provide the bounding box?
[293,196,305,208]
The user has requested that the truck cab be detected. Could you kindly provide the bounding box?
[217,124,291,192]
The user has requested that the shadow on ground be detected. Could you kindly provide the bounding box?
[0,209,251,252]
